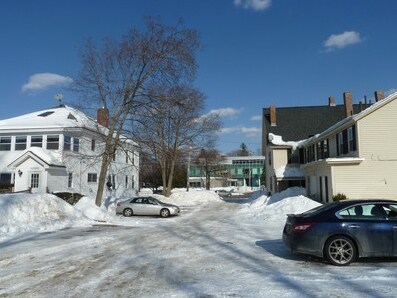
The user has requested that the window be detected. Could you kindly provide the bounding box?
[64,136,71,151]
[110,174,116,187]
[131,175,135,189]
[91,139,96,151]
[38,111,54,117]
[337,127,356,156]
[68,173,73,188]
[15,136,27,150]
[0,136,11,151]
[31,173,39,188]
[0,173,12,183]
[306,145,315,163]
[316,139,329,160]
[31,136,43,148]
[382,204,397,219]
[87,173,97,183]
[73,138,80,152]
[348,126,357,152]
[323,139,329,159]
[46,135,59,150]
[337,133,344,156]
[338,204,386,220]
[125,176,129,188]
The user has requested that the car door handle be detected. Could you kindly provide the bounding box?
[348,224,361,229]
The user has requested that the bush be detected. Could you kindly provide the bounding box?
[332,193,348,202]
[53,192,84,205]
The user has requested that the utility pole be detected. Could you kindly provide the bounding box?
[186,148,191,192]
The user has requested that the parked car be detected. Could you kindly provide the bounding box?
[215,189,234,197]
[116,196,180,218]
[282,199,397,266]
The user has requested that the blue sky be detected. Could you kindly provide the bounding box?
[1,0,397,154]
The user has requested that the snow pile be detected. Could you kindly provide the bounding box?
[160,189,223,206]
[74,196,143,227]
[260,195,322,221]
[244,187,321,221]
[0,193,92,241]
[74,196,114,222]
[0,187,318,243]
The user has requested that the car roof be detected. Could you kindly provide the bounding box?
[333,199,397,206]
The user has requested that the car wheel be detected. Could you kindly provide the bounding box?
[160,208,170,218]
[123,208,133,217]
[325,235,356,266]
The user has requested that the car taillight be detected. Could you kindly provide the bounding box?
[292,222,315,233]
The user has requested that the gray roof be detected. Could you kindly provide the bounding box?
[263,103,367,142]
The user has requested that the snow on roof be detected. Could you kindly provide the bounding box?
[0,105,102,132]
[268,133,306,150]
[275,165,305,178]
[8,147,65,168]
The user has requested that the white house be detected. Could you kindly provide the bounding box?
[0,104,139,199]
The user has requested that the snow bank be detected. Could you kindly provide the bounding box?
[0,193,92,241]
[244,187,321,221]
[74,196,114,222]
[0,187,318,243]
[156,189,223,206]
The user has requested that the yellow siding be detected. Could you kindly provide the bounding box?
[305,163,333,202]
[273,148,289,170]
[333,98,397,199]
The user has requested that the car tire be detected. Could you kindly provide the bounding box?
[160,208,170,218]
[123,208,133,217]
[324,235,357,266]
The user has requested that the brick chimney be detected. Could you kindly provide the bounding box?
[343,92,353,117]
[97,107,109,128]
[328,96,336,106]
[269,105,276,126]
[374,90,384,102]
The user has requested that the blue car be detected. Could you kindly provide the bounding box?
[282,199,397,265]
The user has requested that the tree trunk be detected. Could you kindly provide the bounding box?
[160,160,168,197]
[165,158,176,197]
[95,155,111,206]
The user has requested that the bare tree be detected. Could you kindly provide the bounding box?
[195,148,226,190]
[139,151,163,192]
[72,17,201,206]
[132,85,221,196]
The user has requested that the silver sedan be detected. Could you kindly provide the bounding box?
[116,196,180,218]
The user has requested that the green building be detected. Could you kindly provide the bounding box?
[189,156,266,188]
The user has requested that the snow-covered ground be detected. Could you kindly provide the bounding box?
[1,188,397,297]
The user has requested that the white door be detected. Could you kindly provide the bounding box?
[30,173,40,193]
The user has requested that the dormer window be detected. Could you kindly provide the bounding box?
[67,113,77,121]
[38,111,54,117]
